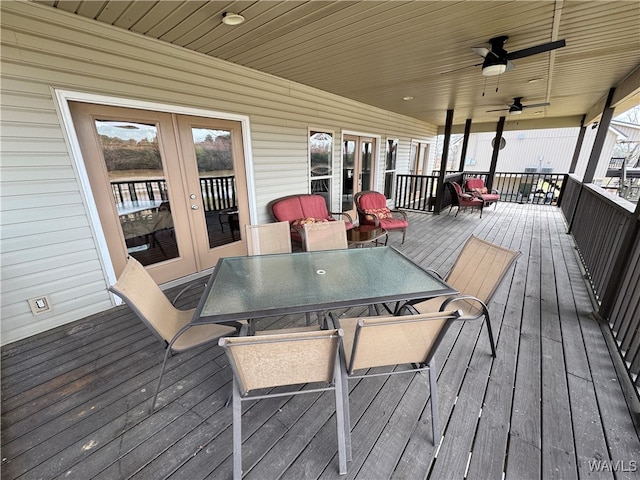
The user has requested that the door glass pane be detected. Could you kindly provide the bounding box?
[310,131,332,207]
[342,140,356,211]
[95,120,179,266]
[191,128,239,248]
[361,140,373,190]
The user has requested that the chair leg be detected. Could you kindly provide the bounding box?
[232,379,243,480]
[150,346,173,414]
[428,358,441,446]
[483,309,497,357]
[340,366,352,462]
[333,358,348,474]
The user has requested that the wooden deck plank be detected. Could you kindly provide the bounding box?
[2,204,639,480]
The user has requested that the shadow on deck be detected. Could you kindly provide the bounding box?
[2,203,639,480]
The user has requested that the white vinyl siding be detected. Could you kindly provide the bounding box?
[0,1,436,344]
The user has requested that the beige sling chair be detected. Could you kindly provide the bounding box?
[299,220,349,324]
[219,328,348,479]
[109,256,240,413]
[302,220,349,251]
[330,310,463,453]
[245,221,292,255]
[401,235,521,357]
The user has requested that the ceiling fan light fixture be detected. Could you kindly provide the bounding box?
[509,109,523,115]
[481,56,507,76]
[222,12,245,25]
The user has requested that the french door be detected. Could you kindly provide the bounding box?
[70,102,249,283]
[342,135,376,216]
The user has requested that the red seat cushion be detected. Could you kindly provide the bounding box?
[378,217,408,229]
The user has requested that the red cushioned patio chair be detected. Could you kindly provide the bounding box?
[353,190,408,244]
[464,177,500,208]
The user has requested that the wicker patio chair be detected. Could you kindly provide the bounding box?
[245,221,292,255]
[354,190,408,244]
[108,256,240,413]
[446,181,485,217]
[330,310,464,450]
[302,219,349,251]
[402,235,521,357]
[219,328,348,479]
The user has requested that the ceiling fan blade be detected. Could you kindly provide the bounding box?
[523,102,551,109]
[441,62,483,74]
[507,39,566,60]
[486,107,509,112]
[505,60,515,72]
[471,46,490,58]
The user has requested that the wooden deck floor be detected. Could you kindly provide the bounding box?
[2,203,640,480]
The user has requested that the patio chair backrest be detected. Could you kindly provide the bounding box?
[109,256,187,344]
[446,235,520,313]
[354,190,386,210]
[303,220,348,251]
[340,310,461,373]
[219,329,343,395]
[245,221,292,255]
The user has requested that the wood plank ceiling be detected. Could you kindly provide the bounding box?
[36,1,640,130]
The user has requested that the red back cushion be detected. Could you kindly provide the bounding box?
[357,192,386,210]
[271,197,304,222]
[300,195,330,219]
[465,178,487,194]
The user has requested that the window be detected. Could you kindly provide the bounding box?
[309,130,333,206]
[384,138,398,199]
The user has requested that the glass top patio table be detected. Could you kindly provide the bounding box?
[193,246,457,324]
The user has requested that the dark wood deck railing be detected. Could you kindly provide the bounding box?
[563,174,640,391]
[395,171,567,212]
[111,175,237,212]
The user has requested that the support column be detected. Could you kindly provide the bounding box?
[583,88,616,183]
[568,88,616,232]
[435,109,454,214]
[458,118,472,172]
[487,116,505,191]
[568,115,587,174]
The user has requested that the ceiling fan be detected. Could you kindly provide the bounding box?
[471,35,566,76]
[487,97,550,115]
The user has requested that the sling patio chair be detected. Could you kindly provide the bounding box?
[219,327,349,479]
[245,221,292,255]
[302,219,349,251]
[329,309,464,451]
[108,256,241,413]
[400,235,521,357]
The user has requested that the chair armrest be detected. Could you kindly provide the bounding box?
[425,268,444,280]
[439,295,489,321]
[331,211,353,224]
[172,282,206,306]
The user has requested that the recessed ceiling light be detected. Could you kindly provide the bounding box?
[402,96,414,101]
[222,12,245,25]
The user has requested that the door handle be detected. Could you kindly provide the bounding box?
[191,205,199,210]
